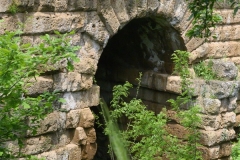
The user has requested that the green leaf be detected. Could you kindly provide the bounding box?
[22,102,30,109]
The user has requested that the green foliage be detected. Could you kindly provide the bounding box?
[101,52,203,159]
[8,1,19,14]
[194,60,217,80]
[186,0,222,38]
[232,135,240,160]
[168,50,202,159]
[229,0,240,16]
[0,30,79,158]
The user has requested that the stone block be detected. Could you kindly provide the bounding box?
[68,0,97,11]
[66,109,81,128]
[110,0,129,24]
[235,114,240,127]
[203,98,221,115]
[141,71,167,91]
[147,0,160,12]
[85,127,96,143]
[71,127,87,145]
[208,145,220,159]
[0,13,24,34]
[221,112,236,128]
[189,42,240,62]
[0,0,13,12]
[53,72,81,91]
[208,81,239,99]
[124,0,138,19]
[166,123,188,139]
[56,144,81,160]
[199,114,221,131]
[79,108,95,128]
[136,0,148,17]
[84,12,110,46]
[23,135,52,155]
[236,101,240,114]
[38,150,57,160]
[219,142,232,158]
[23,12,85,34]
[78,34,102,59]
[200,128,235,146]
[54,0,68,11]
[26,76,53,95]
[221,97,238,112]
[207,59,238,81]
[28,111,66,136]
[166,76,181,93]
[81,142,97,160]
[97,0,120,35]
[73,58,97,75]
[61,85,100,110]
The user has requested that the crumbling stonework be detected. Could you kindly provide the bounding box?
[1,0,240,159]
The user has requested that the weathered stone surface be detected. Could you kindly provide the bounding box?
[72,127,87,145]
[81,142,97,160]
[190,42,240,63]
[79,108,95,128]
[124,0,138,19]
[73,58,98,75]
[235,114,240,127]
[23,12,85,34]
[23,135,52,155]
[200,128,235,146]
[221,96,238,112]
[141,71,168,91]
[0,13,24,34]
[197,97,221,115]
[26,76,53,95]
[85,128,96,143]
[78,34,102,60]
[0,0,13,12]
[68,0,97,11]
[166,76,181,93]
[61,85,100,110]
[66,109,81,128]
[208,145,220,159]
[208,59,238,80]
[166,123,188,139]
[84,12,110,46]
[221,112,236,128]
[199,114,221,131]
[28,111,66,136]
[219,142,232,158]
[111,0,129,25]
[53,72,93,91]
[56,144,81,160]
[208,81,239,99]
[97,0,120,35]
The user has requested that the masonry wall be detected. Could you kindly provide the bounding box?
[0,0,240,159]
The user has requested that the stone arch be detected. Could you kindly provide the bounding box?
[91,2,190,159]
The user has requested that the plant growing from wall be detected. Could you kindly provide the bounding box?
[194,60,217,80]
[101,50,202,160]
[0,29,79,159]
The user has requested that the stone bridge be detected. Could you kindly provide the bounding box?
[1,0,240,159]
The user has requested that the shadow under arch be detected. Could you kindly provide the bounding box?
[92,16,187,159]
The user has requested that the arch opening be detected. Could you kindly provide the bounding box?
[92,16,187,159]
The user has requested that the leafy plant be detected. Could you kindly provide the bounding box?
[168,50,202,160]
[0,29,79,158]
[194,60,217,80]
[232,135,240,160]
[8,1,19,14]
[101,51,203,160]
